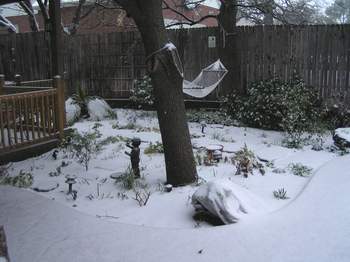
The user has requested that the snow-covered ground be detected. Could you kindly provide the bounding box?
[1,108,349,261]
[1,109,339,228]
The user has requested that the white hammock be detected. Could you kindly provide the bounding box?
[183,59,228,98]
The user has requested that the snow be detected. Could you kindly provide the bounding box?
[87,98,114,121]
[335,128,350,142]
[192,179,268,224]
[1,154,350,262]
[164,42,177,51]
[65,98,81,125]
[1,108,349,261]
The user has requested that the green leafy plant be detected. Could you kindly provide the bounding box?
[99,136,128,146]
[115,166,135,190]
[288,163,313,177]
[63,129,103,171]
[231,144,265,177]
[144,142,164,154]
[186,109,235,126]
[223,75,325,148]
[0,164,11,178]
[130,75,155,108]
[0,170,33,188]
[72,86,90,117]
[273,188,289,199]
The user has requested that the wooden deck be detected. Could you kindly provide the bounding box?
[0,75,65,164]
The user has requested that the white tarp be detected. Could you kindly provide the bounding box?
[192,179,267,224]
[183,59,228,98]
[87,98,115,121]
[65,98,81,126]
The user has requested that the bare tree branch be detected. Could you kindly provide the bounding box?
[19,0,39,31]
[0,14,18,32]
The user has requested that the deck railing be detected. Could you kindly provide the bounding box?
[0,75,65,152]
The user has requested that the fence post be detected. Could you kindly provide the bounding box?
[0,75,4,95]
[53,75,66,139]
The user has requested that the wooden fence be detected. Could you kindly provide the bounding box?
[0,25,349,103]
[0,75,65,153]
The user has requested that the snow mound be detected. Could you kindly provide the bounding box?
[87,98,116,121]
[192,179,267,224]
[334,128,350,148]
[65,98,81,125]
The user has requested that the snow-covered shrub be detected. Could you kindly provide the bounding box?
[224,75,324,148]
[69,86,116,121]
[144,142,164,154]
[0,164,10,178]
[130,75,155,108]
[231,144,265,177]
[87,98,116,121]
[273,188,289,200]
[192,179,266,224]
[186,109,235,126]
[0,170,33,188]
[288,163,312,177]
[65,98,81,126]
[322,101,350,129]
[63,129,103,171]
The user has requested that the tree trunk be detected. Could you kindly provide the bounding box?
[118,0,197,186]
[218,0,243,95]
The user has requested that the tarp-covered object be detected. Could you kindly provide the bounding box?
[192,179,267,224]
[87,98,115,121]
[65,98,81,126]
[183,59,228,98]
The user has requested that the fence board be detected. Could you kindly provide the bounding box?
[0,25,350,104]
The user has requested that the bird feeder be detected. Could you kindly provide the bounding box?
[206,144,223,162]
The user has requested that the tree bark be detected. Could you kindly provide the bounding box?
[218,0,243,95]
[116,0,197,186]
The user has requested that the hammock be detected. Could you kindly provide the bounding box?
[182,60,228,98]
[161,43,228,98]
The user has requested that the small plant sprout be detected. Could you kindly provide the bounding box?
[288,163,313,177]
[115,166,135,190]
[273,188,289,200]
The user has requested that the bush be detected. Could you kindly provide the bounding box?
[144,142,164,154]
[72,86,90,117]
[288,163,313,177]
[231,144,265,177]
[115,166,135,190]
[223,75,325,148]
[63,129,103,171]
[130,75,155,107]
[0,170,33,188]
[186,109,235,126]
[322,101,350,129]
